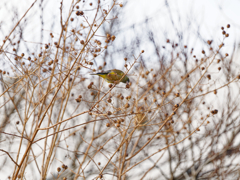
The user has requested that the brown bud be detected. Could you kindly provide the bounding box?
[80,40,84,44]
[105,39,110,43]
[211,109,218,114]
[219,43,224,48]
[126,96,131,100]
[111,35,116,41]
[88,85,92,89]
[214,89,217,94]
[75,98,81,103]
[207,74,211,80]
[207,40,212,45]
[76,11,84,16]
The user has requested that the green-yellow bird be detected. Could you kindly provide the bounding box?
[90,69,130,83]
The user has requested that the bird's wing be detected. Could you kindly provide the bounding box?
[112,69,124,75]
[106,69,124,81]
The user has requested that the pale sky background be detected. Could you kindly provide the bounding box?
[1,0,240,179]
[0,0,240,57]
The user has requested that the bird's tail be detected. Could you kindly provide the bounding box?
[90,72,108,75]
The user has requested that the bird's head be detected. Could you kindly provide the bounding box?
[126,77,130,83]
[122,76,130,84]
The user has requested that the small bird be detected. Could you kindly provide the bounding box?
[90,69,130,83]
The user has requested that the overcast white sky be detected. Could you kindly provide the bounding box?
[0,0,239,47]
[0,0,240,179]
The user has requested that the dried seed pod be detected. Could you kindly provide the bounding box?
[214,89,217,94]
[134,106,148,130]
[207,40,212,45]
[207,74,211,80]
[125,103,130,108]
[76,11,84,16]
[211,109,218,114]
